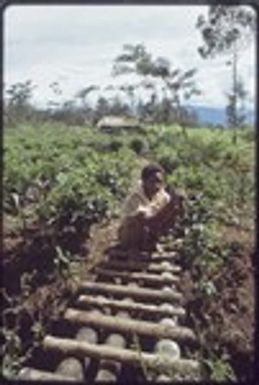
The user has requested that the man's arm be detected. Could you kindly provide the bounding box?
[168,189,186,218]
[122,191,152,221]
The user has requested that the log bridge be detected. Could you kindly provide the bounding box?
[17,234,200,382]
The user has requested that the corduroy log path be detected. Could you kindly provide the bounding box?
[17,232,200,382]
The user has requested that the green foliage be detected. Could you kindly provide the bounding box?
[147,125,254,226]
[4,124,138,247]
[144,124,254,381]
[3,122,254,381]
[196,6,255,138]
[202,354,236,381]
[112,44,200,124]
[196,6,255,58]
[146,125,254,286]
[2,330,23,378]
[5,80,36,127]
[129,137,149,155]
[108,139,124,152]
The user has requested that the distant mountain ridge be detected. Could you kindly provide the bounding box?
[188,105,255,126]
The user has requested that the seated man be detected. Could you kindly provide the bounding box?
[118,163,184,252]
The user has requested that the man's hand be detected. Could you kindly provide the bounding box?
[168,189,186,215]
[136,206,151,220]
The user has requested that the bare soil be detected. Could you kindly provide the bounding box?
[2,216,121,368]
[182,224,255,381]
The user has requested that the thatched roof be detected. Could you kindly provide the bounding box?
[97,115,141,130]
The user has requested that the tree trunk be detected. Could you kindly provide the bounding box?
[63,308,195,341]
[17,367,80,382]
[232,42,238,144]
[100,259,181,273]
[79,281,182,302]
[43,335,199,374]
[77,294,186,317]
[94,267,180,286]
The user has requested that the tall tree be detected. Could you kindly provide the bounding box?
[94,96,110,122]
[112,44,153,119]
[196,5,255,141]
[75,85,99,123]
[226,77,248,129]
[5,80,36,126]
[112,44,200,126]
[75,85,99,111]
[119,84,137,115]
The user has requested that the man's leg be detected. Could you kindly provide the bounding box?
[147,197,183,236]
[118,216,146,251]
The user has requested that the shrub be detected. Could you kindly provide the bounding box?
[129,137,148,155]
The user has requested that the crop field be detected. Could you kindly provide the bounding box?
[2,122,255,381]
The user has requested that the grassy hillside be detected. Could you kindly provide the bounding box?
[2,122,255,380]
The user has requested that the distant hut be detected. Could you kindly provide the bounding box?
[96,115,142,133]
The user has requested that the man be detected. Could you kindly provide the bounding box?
[118,163,183,252]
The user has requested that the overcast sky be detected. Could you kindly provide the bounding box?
[4,4,256,110]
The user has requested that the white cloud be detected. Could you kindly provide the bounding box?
[3,4,256,110]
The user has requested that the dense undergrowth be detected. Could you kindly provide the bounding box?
[144,125,255,381]
[2,122,255,380]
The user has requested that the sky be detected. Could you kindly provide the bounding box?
[3,4,256,110]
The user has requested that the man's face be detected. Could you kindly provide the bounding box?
[143,171,164,198]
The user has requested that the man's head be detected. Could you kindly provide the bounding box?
[141,163,165,199]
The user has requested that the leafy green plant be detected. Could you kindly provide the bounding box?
[202,354,236,382]
[129,137,149,155]
[4,125,138,246]
[2,330,23,378]
[3,122,254,382]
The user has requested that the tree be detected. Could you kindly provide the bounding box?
[76,85,99,108]
[112,44,201,126]
[5,80,36,126]
[112,43,152,78]
[109,96,131,117]
[74,85,99,124]
[119,84,136,115]
[112,44,154,120]
[196,5,255,142]
[93,96,110,123]
[226,77,247,129]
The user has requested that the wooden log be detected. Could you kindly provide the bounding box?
[161,261,179,270]
[161,271,177,281]
[75,327,98,370]
[106,332,127,348]
[156,374,172,382]
[77,295,186,317]
[162,286,176,295]
[151,251,178,261]
[95,332,126,382]
[95,268,180,286]
[43,336,199,374]
[64,308,195,341]
[76,327,98,344]
[100,260,181,273]
[93,295,113,315]
[55,358,84,381]
[94,307,130,382]
[127,282,139,288]
[17,367,80,382]
[153,308,181,381]
[95,369,117,382]
[79,282,182,302]
[108,249,178,262]
[154,339,181,359]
